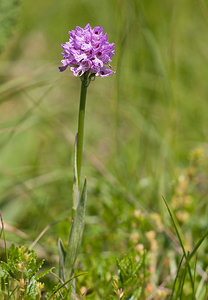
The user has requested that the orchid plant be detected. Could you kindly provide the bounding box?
[58,24,115,281]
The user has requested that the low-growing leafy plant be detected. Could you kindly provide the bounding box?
[0,244,52,299]
[111,250,149,299]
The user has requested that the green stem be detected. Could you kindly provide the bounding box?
[77,75,88,190]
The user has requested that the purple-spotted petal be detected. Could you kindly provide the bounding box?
[97,66,115,77]
[93,26,103,35]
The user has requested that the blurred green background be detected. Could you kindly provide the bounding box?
[0,0,208,296]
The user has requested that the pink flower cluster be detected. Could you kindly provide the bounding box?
[59,24,115,77]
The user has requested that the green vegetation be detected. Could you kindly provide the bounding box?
[0,0,208,299]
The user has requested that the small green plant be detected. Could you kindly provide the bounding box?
[0,244,52,299]
[111,250,149,300]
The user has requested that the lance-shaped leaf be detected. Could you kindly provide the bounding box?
[65,179,87,280]
[58,238,66,282]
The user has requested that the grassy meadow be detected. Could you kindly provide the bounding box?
[0,0,208,299]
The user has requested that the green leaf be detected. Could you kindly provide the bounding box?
[0,0,21,53]
[0,261,10,277]
[35,267,55,281]
[27,276,38,296]
[29,258,45,279]
[58,238,66,281]
[65,178,87,280]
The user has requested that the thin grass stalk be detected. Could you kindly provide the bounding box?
[163,197,195,296]
[178,265,187,300]
[205,280,208,300]
[48,272,87,299]
[170,254,185,300]
[189,228,208,261]
[142,249,146,300]
[193,255,197,299]
[174,263,185,300]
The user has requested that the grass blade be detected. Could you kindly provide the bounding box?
[178,264,187,300]
[162,197,195,297]
[170,255,185,300]
[189,228,208,261]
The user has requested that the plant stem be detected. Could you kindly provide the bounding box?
[76,75,88,190]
